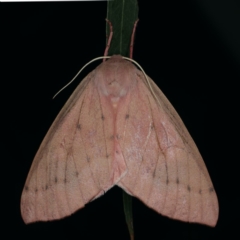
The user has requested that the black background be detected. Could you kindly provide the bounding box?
[3,0,239,239]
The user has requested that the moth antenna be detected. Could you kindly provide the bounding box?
[122,56,159,105]
[53,56,110,99]
[104,19,113,60]
[129,19,139,59]
[53,55,157,109]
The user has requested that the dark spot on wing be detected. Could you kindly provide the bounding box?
[116,151,119,154]
[106,154,109,158]
[55,177,58,183]
[110,135,114,140]
[153,170,156,178]
[77,124,81,130]
[25,186,29,191]
[87,156,90,162]
[125,114,129,119]
[64,178,67,184]
[187,185,191,192]
[101,115,105,120]
[75,171,79,177]
[176,178,179,184]
[45,185,48,190]
[165,164,169,185]
[35,188,38,193]
[199,189,202,194]
[108,79,115,85]
[209,187,214,192]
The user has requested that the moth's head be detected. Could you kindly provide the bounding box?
[94,55,138,98]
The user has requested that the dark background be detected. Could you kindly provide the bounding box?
[3,0,239,239]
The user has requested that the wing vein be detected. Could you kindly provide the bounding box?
[79,92,101,191]
[148,95,168,212]
[145,95,159,204]
[173,153,179,217]
[97,87,109,185]
[186,152,191,222]
[63,146,71,213]
[72,103,85,203]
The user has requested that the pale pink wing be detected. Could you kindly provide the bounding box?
[21,69,127,224]
[117,68,218,227]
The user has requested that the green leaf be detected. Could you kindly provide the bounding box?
[123,191,134,240]
[106,0,139,57]
[106,1,139,239]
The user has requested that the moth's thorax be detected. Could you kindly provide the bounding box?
[93,56,137,106]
